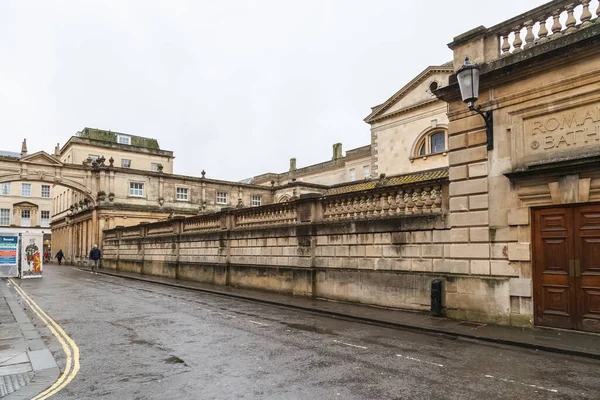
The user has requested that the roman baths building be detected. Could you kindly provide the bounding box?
[100,0,600,333]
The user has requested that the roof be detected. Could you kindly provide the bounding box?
[0,150,21,158]
[251,144,371,184]
[364,64,453,124]
[325,167,449,196]
[79,127,161,150]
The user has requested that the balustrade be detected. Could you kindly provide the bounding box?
[495,0,599,58]
[146,222,174,236]
[235,204,297,228]
[322,185,443,222]
[106,180,447,237]
[182,215,221,233]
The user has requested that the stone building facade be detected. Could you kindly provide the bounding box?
[365,64,453,178]
[434,0,600,332]
[0,142,53,250]
[250,143,372,188]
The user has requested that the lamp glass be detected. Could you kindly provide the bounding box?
[457,59,480,105]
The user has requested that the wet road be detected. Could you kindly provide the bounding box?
[10,265,600,399]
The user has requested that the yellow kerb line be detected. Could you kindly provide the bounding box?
[8,279,80,399]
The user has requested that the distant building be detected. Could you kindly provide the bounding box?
[248,64,453,188]
[250,143,372,188]
[0,141,52,251]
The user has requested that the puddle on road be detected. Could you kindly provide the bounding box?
[164,355,187,366]
[285,323,337,335]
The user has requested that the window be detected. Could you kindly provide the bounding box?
[41,185,50,198]
[129,182,144,197]
[431,132,446,154]
[363,165,370,179]
[0,183,10,196]
[41,211,50,227]
[0,209,10,226]
[349,168,356,182]
[151,163,160,172]
[117,135,131,145]
[22,183,31,197]
[216,191,228,205]
[251,195,262,206]
[414,130,447,157]
[176,187,189,201]
[21,210,31,227]
[121,159,131,168]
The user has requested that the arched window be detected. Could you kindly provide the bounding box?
[413,129,447,158]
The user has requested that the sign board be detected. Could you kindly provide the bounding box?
[524,103,600,156]
[0,235,19,278]
[21,232,43,279]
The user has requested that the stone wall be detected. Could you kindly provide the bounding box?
[103,176,517,325]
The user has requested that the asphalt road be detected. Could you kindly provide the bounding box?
[10,264,600,399]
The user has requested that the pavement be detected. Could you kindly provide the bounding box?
[12,264,600,399]
[89,266,600,360]
[0,279,59,399]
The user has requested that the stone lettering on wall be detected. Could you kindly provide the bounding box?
[525,104,600,156]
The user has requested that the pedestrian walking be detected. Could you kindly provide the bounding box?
[89,244,101,274]
[43,249,50,263]
[55,249,64,265]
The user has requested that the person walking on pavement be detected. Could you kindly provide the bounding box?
[55,249,64,265]
[89,244,101,274]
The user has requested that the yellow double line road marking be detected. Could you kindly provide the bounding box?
[8,279,80,399]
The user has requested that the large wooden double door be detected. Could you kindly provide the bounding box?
[533,204,600,332]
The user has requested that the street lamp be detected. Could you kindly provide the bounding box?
[456,57,493,150]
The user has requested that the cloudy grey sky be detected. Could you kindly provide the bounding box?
[1,0,545,181]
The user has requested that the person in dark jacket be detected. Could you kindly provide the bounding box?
[55,250,64,265]
[89,244,101,274]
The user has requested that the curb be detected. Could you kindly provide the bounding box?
[0,281,60,400]
[89,268,600,361]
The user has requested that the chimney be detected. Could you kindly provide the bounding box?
[20,139,28,157]
[332,143,343,160]
[54,143,60,156]
[289,158,297,172]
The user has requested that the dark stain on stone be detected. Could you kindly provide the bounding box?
[286,323,336,335]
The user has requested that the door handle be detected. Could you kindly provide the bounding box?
[574,259,581,278]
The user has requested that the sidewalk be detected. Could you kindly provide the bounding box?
[88,267,600,360]
[0,280,59,399]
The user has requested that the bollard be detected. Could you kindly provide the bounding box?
[430,279,443,317]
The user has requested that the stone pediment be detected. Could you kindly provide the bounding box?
[20,151,63,166]
[13,201,39,208]
[364,64,453,124]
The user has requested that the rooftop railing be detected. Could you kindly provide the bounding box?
[491,0,599,59]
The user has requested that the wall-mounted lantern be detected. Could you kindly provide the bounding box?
[456,57,493,150]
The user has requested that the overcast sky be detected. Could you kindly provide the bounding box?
[1,0,545,181]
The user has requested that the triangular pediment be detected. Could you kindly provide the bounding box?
[364,64,453,124]
[13,201,39,208]
[20,151,63,166]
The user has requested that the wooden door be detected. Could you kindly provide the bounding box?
[533,204,600,333]
[574,205,600,332]
[533,207,576,330]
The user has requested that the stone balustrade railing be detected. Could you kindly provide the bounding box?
[234,203,297,229]
[182,214,221,233]
[323,185,443,221]
[146,222,175,236]
[120,226,142,239]
[490,0,599,58]
[103,172,448,240]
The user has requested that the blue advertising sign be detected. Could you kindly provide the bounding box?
[0,235,18,265]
